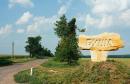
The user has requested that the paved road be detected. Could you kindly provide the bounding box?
[0,59,47,84]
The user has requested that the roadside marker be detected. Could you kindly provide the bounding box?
[30,67,33,76]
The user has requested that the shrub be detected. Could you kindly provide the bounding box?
[0,59,13,66]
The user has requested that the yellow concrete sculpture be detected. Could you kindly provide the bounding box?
[78,33,124,62]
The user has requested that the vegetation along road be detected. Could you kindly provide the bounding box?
[0,59,46,84]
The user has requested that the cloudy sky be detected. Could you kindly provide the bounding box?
[0,0,130,55]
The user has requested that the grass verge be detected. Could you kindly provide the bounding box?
[14,58,130,84]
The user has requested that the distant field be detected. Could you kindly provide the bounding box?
[81,54,130,58]
[109,58,130,67]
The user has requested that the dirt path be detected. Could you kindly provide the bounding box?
[0,59,47,84]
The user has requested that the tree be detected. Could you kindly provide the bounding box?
[54,15,68,61]
[54,15,80,65]
[25,36,53,58]
[40,47,54,57]
[66,18,80,64]
[54,15,68,38]
[45,48,54,57]
[25,36,42,58]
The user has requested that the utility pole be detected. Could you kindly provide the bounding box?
[12,42,14,59]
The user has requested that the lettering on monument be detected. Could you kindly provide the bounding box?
[85,39,113,48]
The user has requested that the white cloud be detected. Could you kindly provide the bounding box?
[58,0,72,16]
[16,11,33,25]
[17,29,24,33]
[27,0,72,33]
[92,0,129,14]
[85,14,99,26]
[57,0,64,4]
[99,15,113,28]
[81,0,130,29]
[25,0,73,34]
[85,14,112,28]
[9,0,34,8]
[0,24,12,36]
[24,0,73,34]
[58,5,67,16]
[27,16,57,33]
[119,9,130,25]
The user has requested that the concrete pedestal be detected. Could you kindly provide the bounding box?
[90,50,108,62]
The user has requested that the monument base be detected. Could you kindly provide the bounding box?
[90,50,108,62]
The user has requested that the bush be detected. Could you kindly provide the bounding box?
[0,59,13,66]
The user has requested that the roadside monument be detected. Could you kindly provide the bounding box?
[78,33,124,62]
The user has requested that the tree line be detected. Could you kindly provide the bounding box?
[25,36,53,58]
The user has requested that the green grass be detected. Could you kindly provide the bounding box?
[14,58,130,84]
[14,68,68,84]
[42,59,78,68]
[14,70,31,83]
